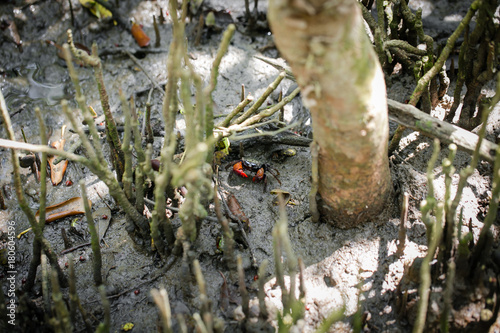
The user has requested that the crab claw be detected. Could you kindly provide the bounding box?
[233,161,249,178]
[234,169,249,178]
[252,167,265,182]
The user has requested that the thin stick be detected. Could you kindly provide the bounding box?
[68,254,94,333]
[0,138,88,164]
[153,15,161,47]
[97,285,110,332]
[60,242,91,255]
[387,99,497,162]
[278,90,284,125]
[151,288,173,333]
[119,92,133,200]
[216,94,254,128]
[298,257,306,301]
[194,14,204,47]
[220,194,257,267]
[237,255,250,319]
[440,260,456,333]
[396,192,409,257]
[278,194,298,311]
[414,203,444,333]
[234,72,286,124]
[67,254,78,325]
[104,256,178,301]
[27,107,49,291]
[215,90,300,141]
[51,269,72,332]
[1,91,67,289]
[413,140,442,333]
[309,141,320,222]
[204,24,236,162]
[470,76,500,267]
[67,31,125,180]
[126,50,165,96]
[233,87,300,129]
[408,1,480,106]
[257,259,269,319]
[214,185,236,273]
[131,102,146,213]
[0,187,6,210]
[144,88,154,143]
[41,254,51,316]
[193,259,213,332]
[225,121,297,142]
[80,180,103,286]
[390,1,480,152]
[54,138,82,165]
[63,99,152,239]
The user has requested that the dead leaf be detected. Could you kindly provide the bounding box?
[227,193,250,232]
[18,198,89,238]
[79,0,112,20]
[131,22,150,47]
[1,19,22,51]
[88,105,97,118]
[218,271,230,313]
[36,197,91,223]
[45,40,89,66]
[48,126,68,185]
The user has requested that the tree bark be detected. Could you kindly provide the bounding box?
[268,0,391,228]
[387,99,497,162]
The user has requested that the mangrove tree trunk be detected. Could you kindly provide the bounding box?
[268,0,391,228]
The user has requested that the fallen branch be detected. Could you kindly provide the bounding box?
[387,99,497,162]
[60,242,91,255]
[0,139,88,164]
[255,55,498,162]
[99,48,169,56]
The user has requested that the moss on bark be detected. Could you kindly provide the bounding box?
[268,0,391,228]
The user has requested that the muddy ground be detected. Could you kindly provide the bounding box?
[0,0,500,332]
